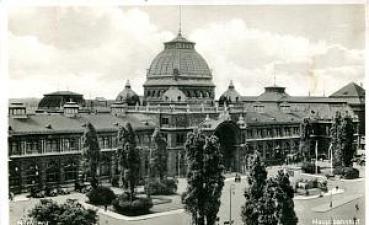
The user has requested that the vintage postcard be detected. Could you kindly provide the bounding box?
[4,2,366,225]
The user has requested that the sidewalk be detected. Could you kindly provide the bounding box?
[294,188,344,200]
[311,193,363,212]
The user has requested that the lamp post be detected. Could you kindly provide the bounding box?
[229,183,235,225]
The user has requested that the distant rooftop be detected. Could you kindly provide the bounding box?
[330,82,365,98]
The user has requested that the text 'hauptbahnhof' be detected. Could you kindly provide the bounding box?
[8,31,365,194]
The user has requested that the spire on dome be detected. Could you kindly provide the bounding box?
[229,80,235,89]
[125,80,131,89]
[178,5,182,35]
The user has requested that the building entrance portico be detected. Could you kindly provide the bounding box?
[214,121,241,172]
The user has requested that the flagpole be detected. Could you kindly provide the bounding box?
[315,140,318,174]
[330,143,333,175]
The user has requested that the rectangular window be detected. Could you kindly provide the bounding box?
[254,106,265,113]
[176,133,185,146]
[161,117,169,125]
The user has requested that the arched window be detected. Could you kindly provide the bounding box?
[186,91,191,97]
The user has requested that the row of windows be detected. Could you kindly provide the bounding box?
[146,89,213,98]
[246,127,300,139]
[10,159,112,186]
[9,133,152,156]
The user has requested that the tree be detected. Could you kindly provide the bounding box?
[299,118,312,162]
[203,135,225,225]
[29,199,97,225]
[242,162,298,225]
[183,129,206,225]
[241,151,268,225]
[80,122,101,189]
[331,111,355,168]
[274,171,298,225]
[258,179,278,225]
[117,123,140,201]
[331,111,343,167]
[182,129,225,225]
[150,128,168,181]
[341,113,355,167]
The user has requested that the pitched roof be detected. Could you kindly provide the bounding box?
[9,113,156,135]
[330,82,365,97]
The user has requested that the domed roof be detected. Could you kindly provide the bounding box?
[116,80,140,105]
[147,33,212,79]
[38,90,85,109]
[219,81,241,102]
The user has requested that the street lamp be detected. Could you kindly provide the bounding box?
[225,183,236,225]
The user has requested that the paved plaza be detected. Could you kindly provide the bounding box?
[9,165,365,225]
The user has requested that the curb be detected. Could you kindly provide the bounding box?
[81,202,185,221]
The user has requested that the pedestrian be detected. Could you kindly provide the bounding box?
[355,203,359,211]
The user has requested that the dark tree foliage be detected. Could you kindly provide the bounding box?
[117,123,140,201]
[330,111,355,168]
[112,192,153,216]
[182,130,225,225]
[299,118,312,162]
[242,154,297,225]
[258,179,278,225]
[274,171,298,225]
[331,111,343,167]
[341,113,355,167]
[81,122,101,189]
[87,186,116,206]
[150,128,168,181]
[241,152,267,225]
[29,199,97,225]
[203,135,225,225]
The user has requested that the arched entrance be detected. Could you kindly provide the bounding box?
[214,121,241,172]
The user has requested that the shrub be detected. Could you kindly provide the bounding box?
[111,176,119,187]
[145,178,178,195]
[342,167,359,179]
[112,193,153,216]
[29,199,97,225]
[87,186,116,206]
[333,166,344,176]
[301,162,320,174]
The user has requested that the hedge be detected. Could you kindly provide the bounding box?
[112,193,153,216]
[87,186,116,206]
[145,178,178,195]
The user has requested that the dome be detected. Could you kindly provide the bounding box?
[116,80,140,106]
[219,81,241,103]
[147,33,212,79]
[38,91,85,110]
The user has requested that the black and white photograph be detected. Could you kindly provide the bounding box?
[2,2,367,225]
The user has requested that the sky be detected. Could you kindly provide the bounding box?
[7,5,365,99]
